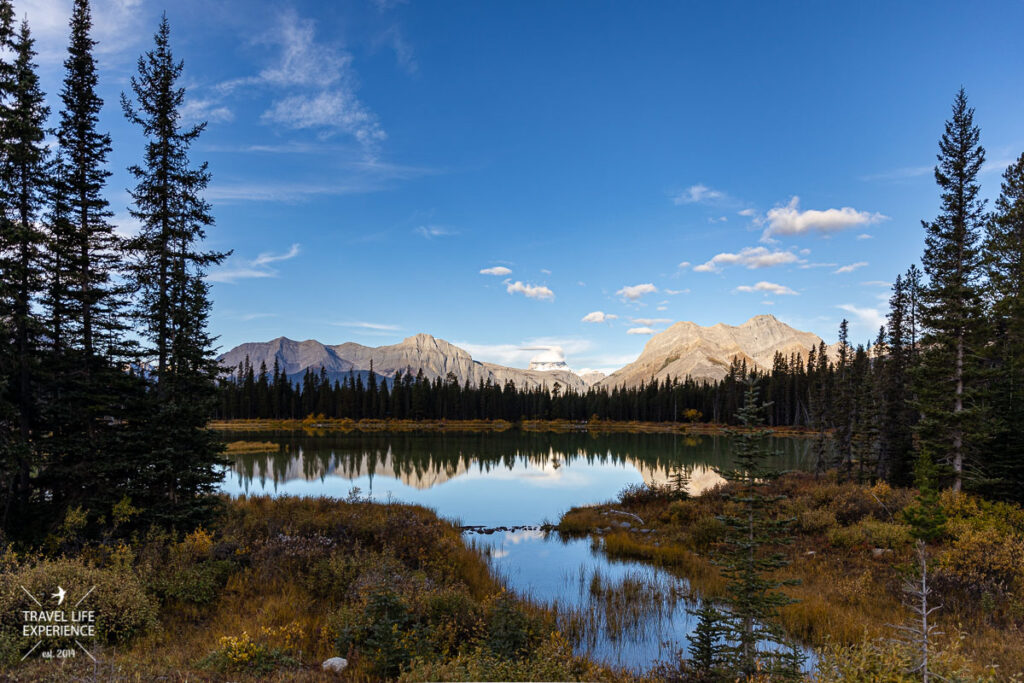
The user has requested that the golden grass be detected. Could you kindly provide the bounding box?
[223,439,279,453]
[558,472,1024,677]
[210,417,821,437]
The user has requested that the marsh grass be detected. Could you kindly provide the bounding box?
[2,495,625,682]
[558,473,1024,677]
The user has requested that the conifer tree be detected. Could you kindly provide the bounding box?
[715,382,800,679]
[981,152,1024,501]
[56,0,123,360]
[120,14,227,528]
[916,88,988,492]
[0,19,50,532]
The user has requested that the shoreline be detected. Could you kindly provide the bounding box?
[209,417,823,437]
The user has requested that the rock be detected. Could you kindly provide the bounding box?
[804,550,816,557]
[871,547,892,558]
[618,521,632,529]
[323,657,348,672]
[640,529,652,534]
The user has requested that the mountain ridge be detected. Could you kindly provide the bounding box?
[219,315,836,393]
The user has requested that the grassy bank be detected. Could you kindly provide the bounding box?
[559,473,1024,679]
[210,417,820,437]
[1,496,635,682]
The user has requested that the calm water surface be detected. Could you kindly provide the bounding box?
[218,430,813,671]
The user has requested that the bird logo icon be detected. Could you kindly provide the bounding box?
[51,586,66,606]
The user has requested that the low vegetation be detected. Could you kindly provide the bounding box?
[559,473,1024,679]
[1,495,633,682]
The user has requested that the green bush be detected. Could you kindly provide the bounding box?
[485,592,535,659]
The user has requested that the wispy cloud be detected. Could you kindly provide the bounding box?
[694,246,799,272]
[215,10,385,151]
[631,317,672,326]
[208,243,301,283]
[416,225,456,239]
[835,261,869,274]
[860,165,932,182]
[480,266,512,276]
[762,197,886,240]
[506,281,554,301]
[333,321,402,331]
[735,281,798,296]
[456,336,592,367]
[627,327,656,335]
[617,283,658,301]
[582,311,617,323]
[856,233,873,240]
[673,183,725,205]
[664,288,690,295]
[861,280,891,287]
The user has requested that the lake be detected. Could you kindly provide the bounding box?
[218,429,814,671]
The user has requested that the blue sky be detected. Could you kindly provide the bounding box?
[18,0,1024,373]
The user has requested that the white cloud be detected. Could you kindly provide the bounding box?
[664,288,689,295]
[763,197,886,240]
[834,261,869,274]
[856,233,873,240]
[735,281,798,296]
[215,10,386,149]
[506,281,554,301]
[333,321,401,331]
[582,311,617,323]
[415,225,455,239]
[694,246,799,272]
[18,0,147,66]
[627,327,657,335]
[738,208,757,217]
[672,183,724,204]
[678,261,691,268]
[180,98,234,125]
[632,317,672,326]
[480,266,512,276]
[616,283,658,300]
[208,243,301,283]
[838,304,885,331]
[262,91,386,144]
[457,337,592,367]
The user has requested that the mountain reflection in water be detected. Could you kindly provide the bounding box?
[219,431,812,527]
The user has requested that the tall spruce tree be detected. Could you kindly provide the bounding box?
[56,0,123,360]
[0,19,50,533]
[982,152,1024,501]
[121,15,227,528]
[916,88,988,492]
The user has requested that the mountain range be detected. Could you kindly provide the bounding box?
[218,314,836,391]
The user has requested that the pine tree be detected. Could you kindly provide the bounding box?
[916,88,988,492]
[833,319,854,480]
[715,381,800,679]
[0,18,50,533]
[57,0,124,360]
[120,14,228,529]
[982,152,1024,502]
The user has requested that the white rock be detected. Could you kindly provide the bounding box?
[323,657,348,672]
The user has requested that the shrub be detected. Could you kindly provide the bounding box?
[688,515,727,552]
[199,630,298,674]
[485,592,536,659]
[0,557,158,651]
[798,508,837,534]
[858,519,912,549]
[936,521,1024,599]
[618,483,680,507]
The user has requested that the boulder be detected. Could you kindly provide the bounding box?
[323,657,348,673]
